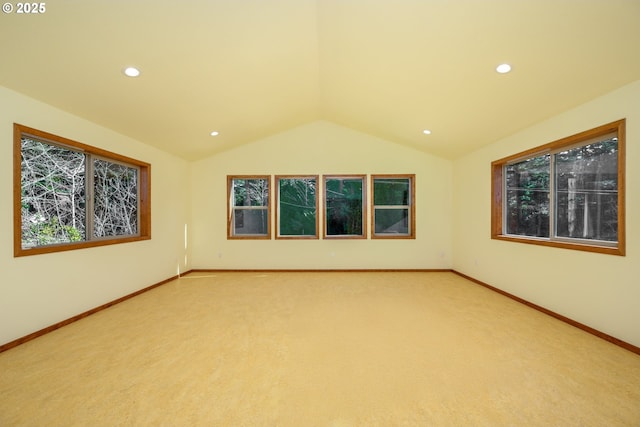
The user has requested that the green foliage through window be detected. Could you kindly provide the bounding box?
[277,177,317,238]
[505,154,550,237]
[372,176,414,237]
[493,119,624,255]
[554,139,618,242]
[21,138,87,248]
[505,137,618,243]
[229,177,270,237]
[325,176,365,237]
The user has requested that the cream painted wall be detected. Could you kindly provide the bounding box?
[190,121,453,270]
[452,80,640,347]
[0,86,191,346]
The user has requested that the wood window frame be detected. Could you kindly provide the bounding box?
[371,174,416,239]
[14,123,151,257]
[275,175,319,239]
[227,175,271,240]
[491,119,625,256]
[323,174,367,239]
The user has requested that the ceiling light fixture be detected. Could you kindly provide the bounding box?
[123,67,141,77]
[496,63,512,74]
[210,131,219,136]
[423,129,432,135]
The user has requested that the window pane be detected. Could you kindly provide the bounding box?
[228,176,270,238]
[279,177,317,236]
[372,175,414,238]
[20,137,86,248]
[554,139,618,241]
[505,155,550,237]
[233,209,269,235]
[374,208,409,234]
[325,177,363,236]
[233,179,269,207]
[94,159,138,237]
[374,178,410,205]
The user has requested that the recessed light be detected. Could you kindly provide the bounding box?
[210,131,219,136]
[496,63,512,74]
[423,129,432,135]
[123,67,141,77]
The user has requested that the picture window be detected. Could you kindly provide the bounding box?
[14,124,151,257]
[491,119,625,255]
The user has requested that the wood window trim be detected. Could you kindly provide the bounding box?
[323,174,367,240]
[226,175,272,240]
[13,123,151,257]
[275,175,319,240]
[491,119,625,256]
[371,174,416,239]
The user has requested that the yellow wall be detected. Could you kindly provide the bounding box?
[0,86,191,346]
[452,80,640,347]
[190,121,453,269]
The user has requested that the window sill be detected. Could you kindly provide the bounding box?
[14,235,151,257]
[491,234,624,256]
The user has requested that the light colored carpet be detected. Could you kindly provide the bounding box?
[1,272,639,426]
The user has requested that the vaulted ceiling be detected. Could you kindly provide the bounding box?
[2,0,639,160]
